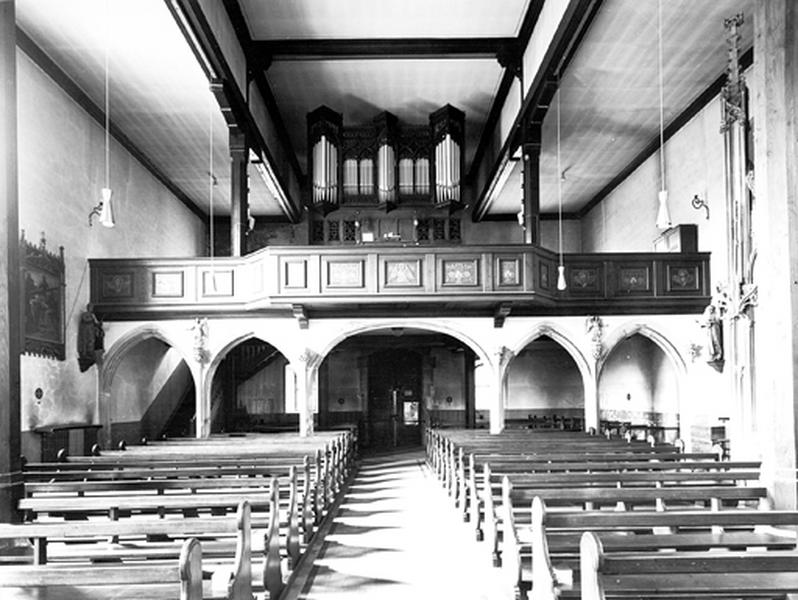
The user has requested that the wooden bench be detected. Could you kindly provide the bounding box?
[504,495,798,600]
[0,500,261,600]
[0,537,205,600]
[580,531,798,600]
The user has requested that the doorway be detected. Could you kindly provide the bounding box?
[366,349,422,450]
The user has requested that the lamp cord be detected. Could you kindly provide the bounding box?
[103,0,110,191]
[658,0,665,192]
[208,86,214,262]
[556,76,563,267]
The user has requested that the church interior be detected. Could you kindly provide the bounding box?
[2,0,798,597]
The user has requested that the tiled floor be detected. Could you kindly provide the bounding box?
[293,450,509,600]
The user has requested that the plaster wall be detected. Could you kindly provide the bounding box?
[109,339,186,423]
[16,50,205,434]
[506,344,583,411]
[599,335,678,426]
[237,356,288,415]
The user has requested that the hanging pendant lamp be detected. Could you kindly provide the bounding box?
[556,78,567,292]
[89,0,115,228]
[655,0,672,230]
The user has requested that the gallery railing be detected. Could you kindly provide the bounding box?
[89,244,710,320]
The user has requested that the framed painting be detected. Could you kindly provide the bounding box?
[20,231,65,360]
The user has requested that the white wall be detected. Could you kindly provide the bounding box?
[17,49,206,433]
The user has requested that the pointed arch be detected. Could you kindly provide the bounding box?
[599,322,687,379]
[101,325,193,393]
[508,322,592,384]
[202,332,293,408]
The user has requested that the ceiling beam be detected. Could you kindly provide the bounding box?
[467,1,544,188]
[251,38,517,62]
[578,47,754,219]
[15,28,206,222]
[167,0,302,222]
[222,0,303,183]
[472,0,604,221]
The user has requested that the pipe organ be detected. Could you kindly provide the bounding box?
[307,106,343,215]
[307,104,464,216]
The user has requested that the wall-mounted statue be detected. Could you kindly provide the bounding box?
[77,303,104,372]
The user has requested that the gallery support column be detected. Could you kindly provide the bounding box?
[297,350,320,437]
[752,0,798,509]
[229,127,249,257]
[490,347,513,434]
[0,0,22,523]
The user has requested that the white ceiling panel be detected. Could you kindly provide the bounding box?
[268,58,504,172]
[240,0,530,40]
[17,0,280,217]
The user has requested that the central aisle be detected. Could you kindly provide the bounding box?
[292,450,506,600]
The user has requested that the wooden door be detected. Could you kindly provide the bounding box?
[366,349,422,450]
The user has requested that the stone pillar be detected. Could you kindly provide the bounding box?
[521,126,541,244]
[584,374,599,434]
[297,350,319,437]
[0,0,22,524]
[229,128,249,257]
[192,318,211,438]
[490,347,512,434]
[464,349,476,428]
[751,0,798,509]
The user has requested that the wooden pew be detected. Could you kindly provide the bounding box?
[505,495,798,600]
[0,499,273,599]
[0,537,204,600]
[579,531,798,600]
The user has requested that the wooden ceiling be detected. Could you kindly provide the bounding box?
[16,0,755,220]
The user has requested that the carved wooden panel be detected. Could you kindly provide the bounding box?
[538,262,551,290]
[152,271,184,298]
[384,259,422,288]
[615,263,653,295]
[664,263,700,293]
[326,260,365,288]
[101,272,134,299]
[496,257,521,287]
[568,265,603,293]
[441,258,479,287]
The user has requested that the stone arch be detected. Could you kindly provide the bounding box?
[504,322,594,430]
[101,325,193,393]
[314,319,493,371]
[599,322,687,379]
[598,322,687,440]
[508,322,593,385]
[202,332,294,405]
[99,324,195,444]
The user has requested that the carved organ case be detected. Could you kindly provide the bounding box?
[307,106,343,215]
[307,104,464,216]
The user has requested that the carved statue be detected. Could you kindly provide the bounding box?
[77,304,104,372]
[700,304,724,372]
[585,315,605,361]
[191,317,210,364]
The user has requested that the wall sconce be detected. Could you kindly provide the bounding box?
[691,194,709,219]
[88,187,115,228]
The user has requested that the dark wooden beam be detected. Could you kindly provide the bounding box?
[251,38,517,61]
[467,1,544,186]
[15,28,206,222]
[578,47,754,219]
[472,0,604,221]
[168,0,302,222]
[222,0,304,183]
